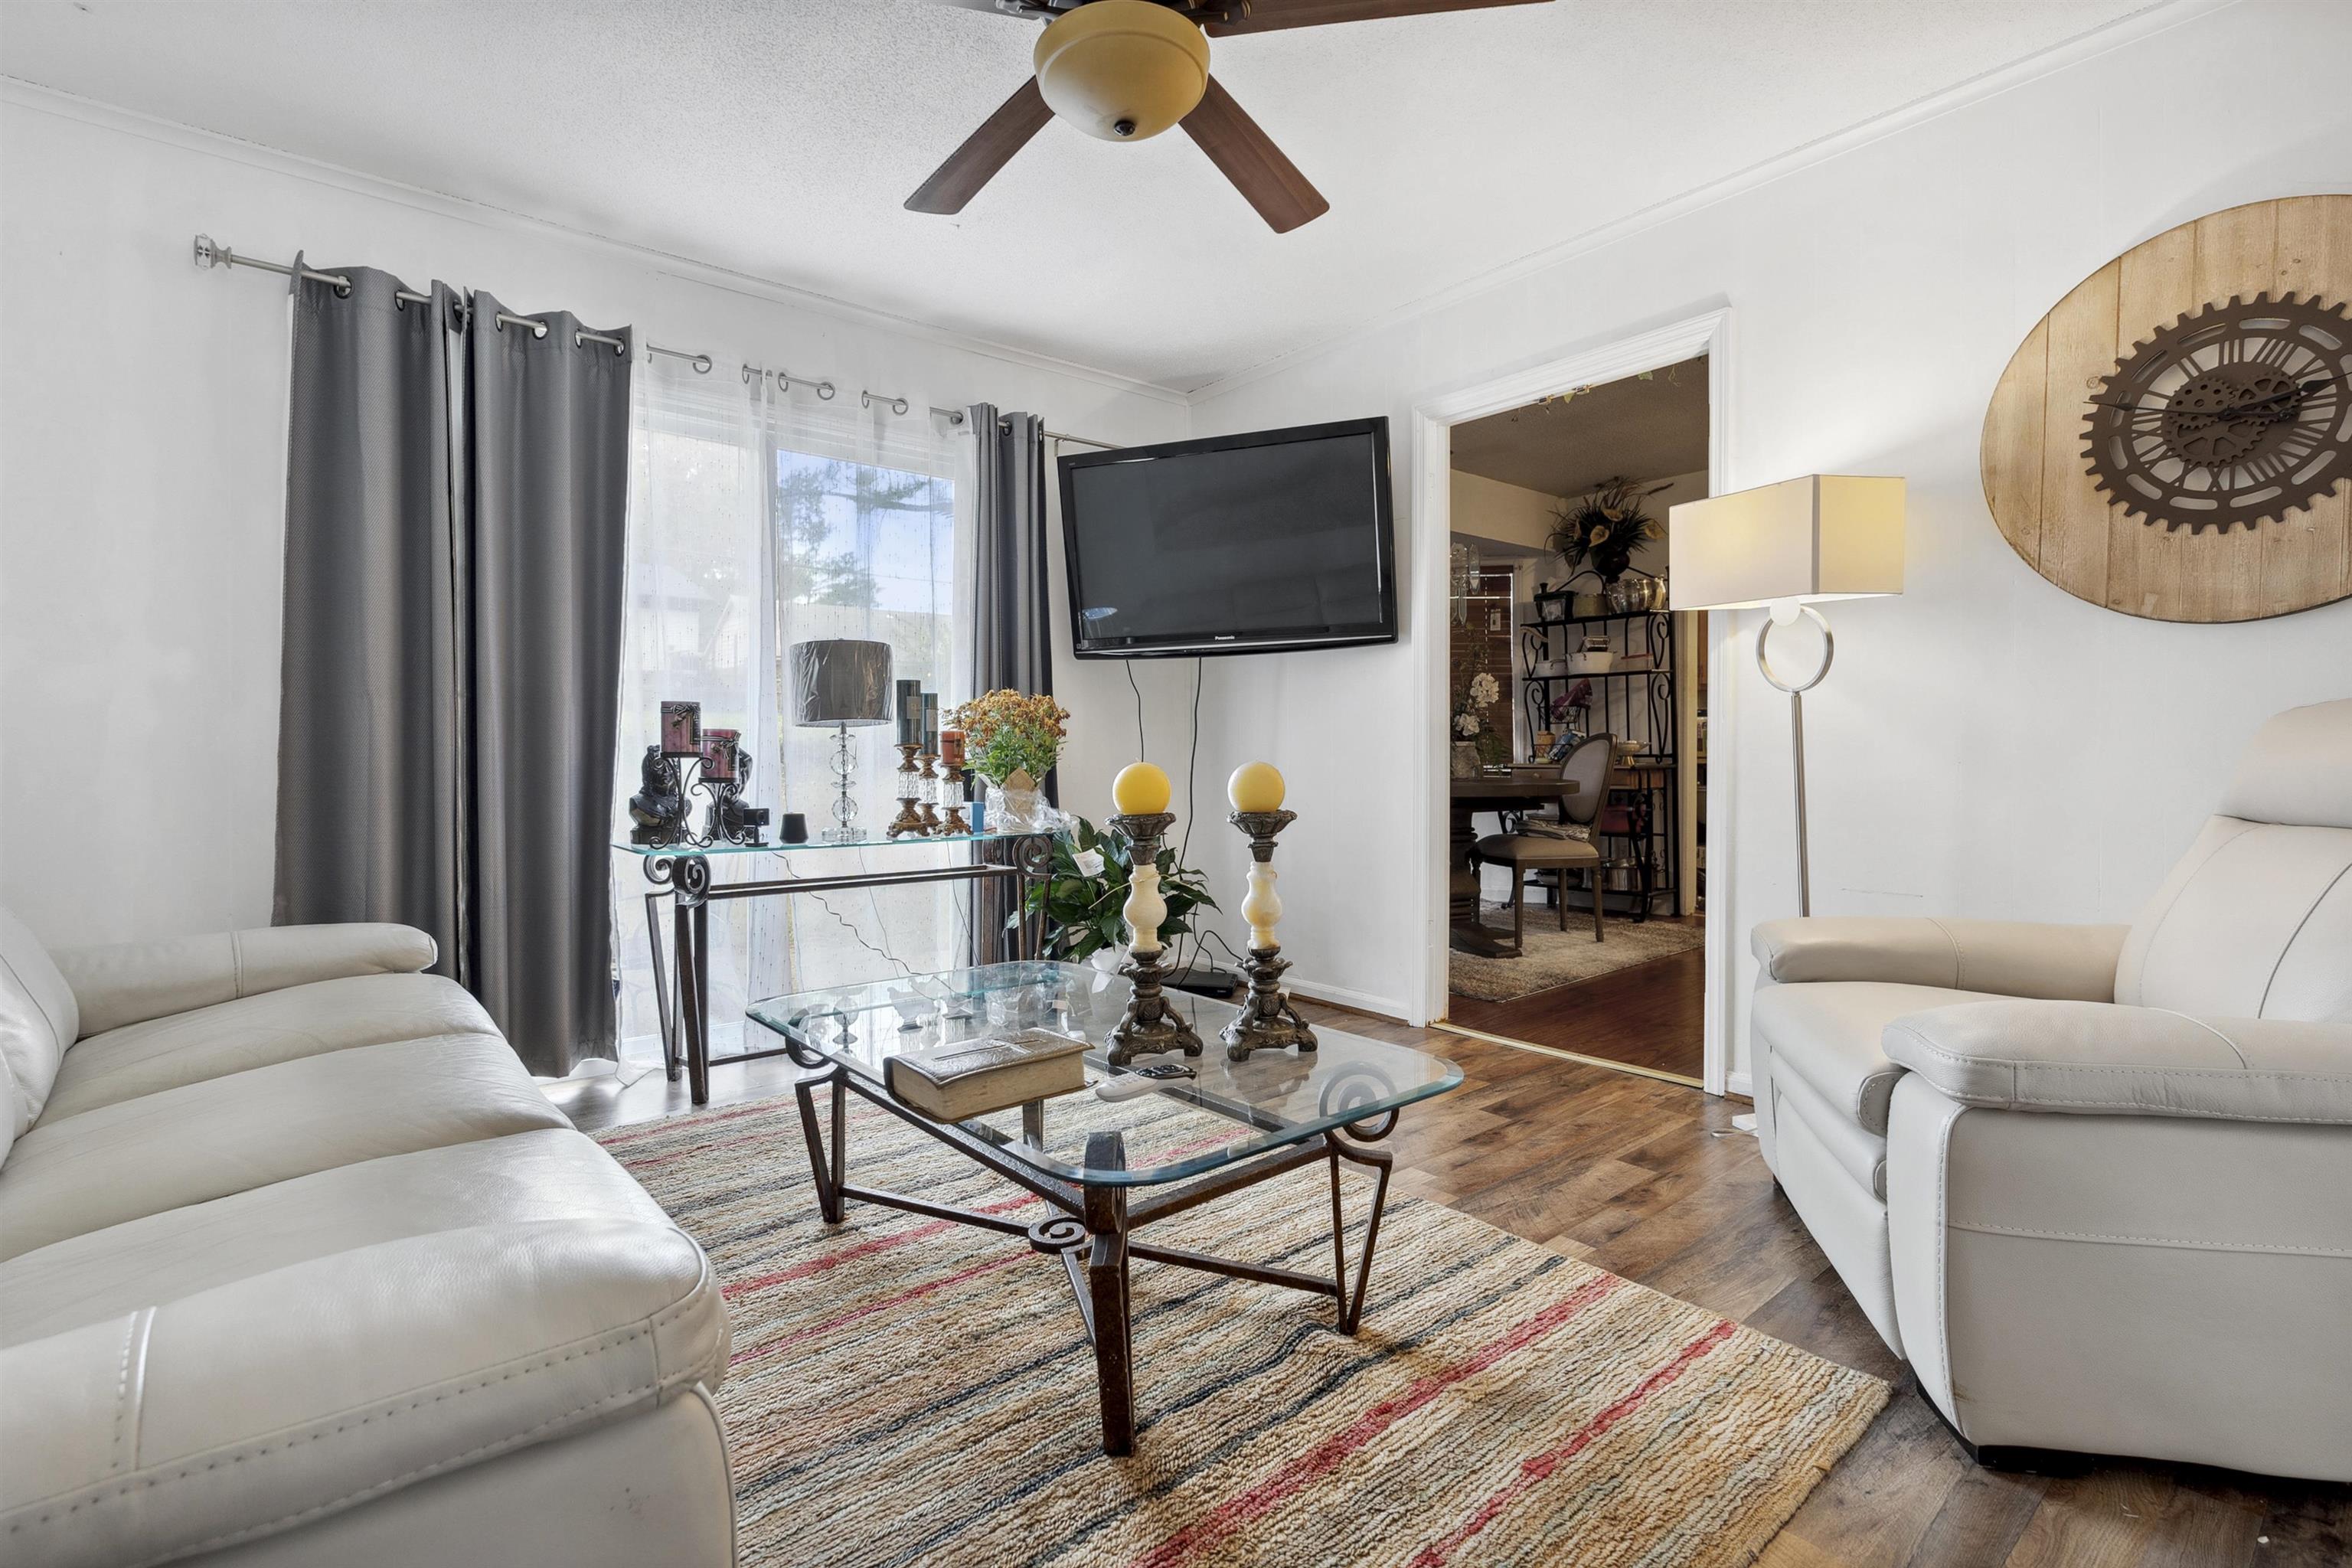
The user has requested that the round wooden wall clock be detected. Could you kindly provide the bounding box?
[1981,194,2352,622]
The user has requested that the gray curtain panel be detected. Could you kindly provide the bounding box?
[274,265,465,974]
[462,296,633,1075]
[965,404,1052,962]
[966,404,1053,704]
[274,273,632,1076]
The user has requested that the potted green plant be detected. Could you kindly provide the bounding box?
[1548,477,1670,586]
[1017,816,1217,968]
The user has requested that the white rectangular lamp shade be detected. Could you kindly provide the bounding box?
[1667,475,1905,612]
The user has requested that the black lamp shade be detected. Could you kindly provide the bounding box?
[789,639,893,727]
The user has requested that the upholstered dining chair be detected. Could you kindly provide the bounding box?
[1473,735,1612,952]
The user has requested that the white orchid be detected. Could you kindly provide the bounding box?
[1468,672,1499,707]
[1454,711,1481,737]
[1072,848,1105,879]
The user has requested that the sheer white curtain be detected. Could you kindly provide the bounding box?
[612,358,970,1062]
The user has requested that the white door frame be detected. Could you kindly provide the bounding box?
[1408,307,1737,1096]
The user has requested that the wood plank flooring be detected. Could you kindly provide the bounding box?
[551,978,2349,1568]
[1446,938,1706,1079]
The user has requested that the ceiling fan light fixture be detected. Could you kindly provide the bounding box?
[1032,0,1210,142]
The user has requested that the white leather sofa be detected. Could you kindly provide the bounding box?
[0,916,736,1566]
[1749,697,2351,1482]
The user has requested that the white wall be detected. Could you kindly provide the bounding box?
[1449,470,1561,553]
[1186,0,2352,1067]
[0,89,1190,948]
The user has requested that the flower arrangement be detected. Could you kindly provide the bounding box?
[949,689,1070,784]
[1452,670,1500,739]
[1018,816,1217,962]
[1548,477,1671,584]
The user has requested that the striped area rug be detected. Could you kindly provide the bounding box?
[593,1093,1886,1568]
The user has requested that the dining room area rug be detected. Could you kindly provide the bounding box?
[1449,910,1707,1002]
[593,1091,1886,1568]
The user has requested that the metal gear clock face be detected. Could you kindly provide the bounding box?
[2084,292,2352,532]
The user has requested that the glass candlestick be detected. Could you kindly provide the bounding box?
[939,766,969,835]
[916,750,942,834]
[887,742,926,838]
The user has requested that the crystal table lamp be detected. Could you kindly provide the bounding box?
[1668,475,1904,915]
[789,639,894,844]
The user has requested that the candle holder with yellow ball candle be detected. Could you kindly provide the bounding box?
[1220,761,1317,1062]
[1103,762,1204,1067]
[887,743,927,838]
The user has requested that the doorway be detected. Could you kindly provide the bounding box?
[1410,312,1733,1093]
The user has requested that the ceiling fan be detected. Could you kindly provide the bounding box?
[911,0,1551,233]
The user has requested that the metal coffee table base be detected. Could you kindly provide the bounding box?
[787,1060,1398,1456]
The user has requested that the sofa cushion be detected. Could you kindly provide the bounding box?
[0,907,78,1138]
[51,923,439,1037]
[1753,980,2010,1135]
[2,1220,724,1568]
[1770,1054,1887,1198]
[2115,818,2352,1022]
[1882,1000,2352,1122]
[0,1128,666,1347]
[38,971,499,1123]
[0,1034,568,1260]
[0,1055,18,1169]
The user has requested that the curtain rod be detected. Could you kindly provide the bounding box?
[195,233,1113,444]
[196,233,629,354]
[921,406,1117,450]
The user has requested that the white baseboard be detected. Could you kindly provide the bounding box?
[1286,975,1407,1022]
[1726,1070,1753,1100]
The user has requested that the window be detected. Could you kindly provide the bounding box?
[612,360,969,1063]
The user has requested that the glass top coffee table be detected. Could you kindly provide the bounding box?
[746,960,1462,1455]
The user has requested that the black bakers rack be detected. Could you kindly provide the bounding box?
[1519,589,1680,918]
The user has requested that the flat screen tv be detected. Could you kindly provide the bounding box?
[1058,417,1396,658]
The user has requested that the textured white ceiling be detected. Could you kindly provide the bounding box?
[1453,356,1709,499]
[0,0,2158,392]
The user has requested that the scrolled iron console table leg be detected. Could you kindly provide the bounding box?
[643,852,714,1106]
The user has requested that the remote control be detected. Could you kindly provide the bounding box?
[1093,1063,1196,1102]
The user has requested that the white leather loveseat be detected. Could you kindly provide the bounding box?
[0,916,736,1566]
[1749,698,2350,1482]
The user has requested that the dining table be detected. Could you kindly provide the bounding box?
[1449,769,1578,957]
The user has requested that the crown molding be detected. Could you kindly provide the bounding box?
[0,75,1192,409]
[1181,0,2236,404]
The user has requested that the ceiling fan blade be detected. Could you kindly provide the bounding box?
[1180,77,1328,234]
[906,78,1055,215]
[1204,0,1550,36]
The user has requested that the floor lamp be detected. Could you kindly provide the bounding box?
[1667,475,1904,916]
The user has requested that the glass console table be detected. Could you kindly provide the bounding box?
[747,960,1464,1455]
[614,831,1057,1105]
